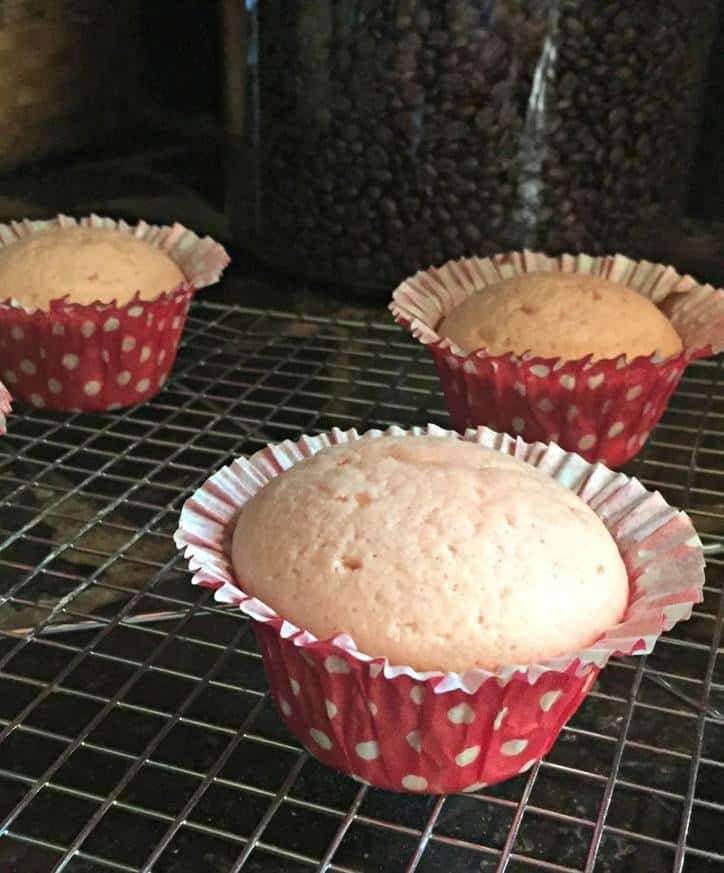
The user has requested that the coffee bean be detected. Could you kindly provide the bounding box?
[415,9,431,31]
[462,223,482,246]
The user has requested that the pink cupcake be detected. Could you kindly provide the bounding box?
[175,424,704,794]
[0,214,230,411]
[390,251,724,466]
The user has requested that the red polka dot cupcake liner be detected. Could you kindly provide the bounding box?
[0,214,230,411]
[390,251,724,466]
[175,424,705,794]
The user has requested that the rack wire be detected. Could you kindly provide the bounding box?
[0,301,721,873]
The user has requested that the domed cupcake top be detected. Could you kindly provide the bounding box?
[232,435,628,672]
[0,226,186,309]
[438,271,682,360]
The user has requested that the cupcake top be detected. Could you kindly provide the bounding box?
[0,226,186,309]
[438,271,683,361]
[231,435,628,673]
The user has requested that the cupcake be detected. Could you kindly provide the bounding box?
[390,251,724,466]
[0,215,230,411]
[175,424,704,794]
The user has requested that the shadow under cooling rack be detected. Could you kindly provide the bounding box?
[0,302,721,873]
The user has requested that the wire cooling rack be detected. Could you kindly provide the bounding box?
[0,301,721,873]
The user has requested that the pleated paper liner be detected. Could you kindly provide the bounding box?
[175,424,705,794]
[0,380,11,433]
[390,251,724,466]
[0,214,230,411]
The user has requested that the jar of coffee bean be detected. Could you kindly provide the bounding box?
[229,0,717,295]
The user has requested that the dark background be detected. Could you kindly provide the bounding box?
[0,0,722,301]
[134,0,724,223]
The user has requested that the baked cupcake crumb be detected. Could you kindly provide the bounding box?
[438,271,683,360]
[232,435,628,672]
[0,226,185,309]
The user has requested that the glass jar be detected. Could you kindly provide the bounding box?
[229,0,717,295]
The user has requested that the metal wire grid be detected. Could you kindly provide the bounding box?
[0,302,720,873]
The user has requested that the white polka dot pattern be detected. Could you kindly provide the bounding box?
[493,707,508,730]
[324,655,350,674]
[401,775,428,791]
[406,730,422,752]
[29,393,44,407]
[462,782,487,793]
[501,738,528,756]
[309,729,332,750]
[104,317,120,332]
[122,336,136,352]
[279,697,292,717]
[62,354,79,370]
[83,381,101,397]
[325,700,338,719]
[538,398,553,413]
[410,686,425,705]
[116,371,131,386]
[289,678,300,696]
[530,364,550,377]
[448,703,475,725]
[539,690,562,712]
[587,374,604,389]
[455,746,480,767]
[578,434,597,451]
[10,327,23,341]
[19,359,36,375]
[47,379,62,394]
[355,741,380,760]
